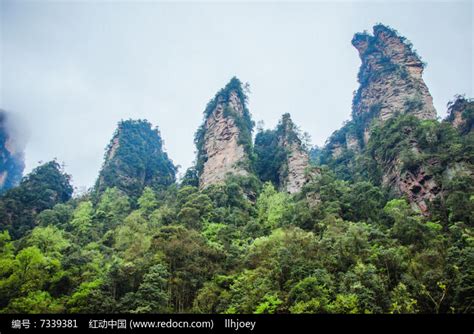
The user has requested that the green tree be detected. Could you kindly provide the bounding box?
[384,199,428,247]
[254,294,283,314]
[5,291,62,313]
[0,160,73,239]
[69,201,94,240]
[26,226,70,259]
[288,272,334,312]
[327,294,360,314]
[95,187,130,230]
[389,283,418,314]
[151,226,223,312]
[126,264,170,313]
[36,203,74,229]
[256,183,289,229]
[137,187,158,217]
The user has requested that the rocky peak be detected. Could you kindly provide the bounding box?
[351,25,443,214]
[96,119,176,198]
[0,110,26,194]
[318,25,450,214]
[354,25,425,77]
[352,24,436,142]
[276,114,311,194]
[196,77,254,189]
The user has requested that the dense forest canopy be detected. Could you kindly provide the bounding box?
[0,100,472,313]
[0,161,73,239]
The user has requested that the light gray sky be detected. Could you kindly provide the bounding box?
[1,0,472,190]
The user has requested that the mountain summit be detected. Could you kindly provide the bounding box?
[95,119,176,198]
[194,77,254,189]
[352,24,436,127]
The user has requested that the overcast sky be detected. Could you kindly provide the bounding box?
[1,0,472,191]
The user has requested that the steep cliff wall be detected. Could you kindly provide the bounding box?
[351,25,440,213]
[378,126,441,213]
[352,24,436,138]
[324,24,438,157]
[254,113,313,194]
[196,78,254,189]
[277,114,311,194]
[318,24,445,213]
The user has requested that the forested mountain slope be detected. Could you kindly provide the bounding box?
[0,24,472,314]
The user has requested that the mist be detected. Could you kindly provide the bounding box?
[0,109,28,192]
[1,110,29,155]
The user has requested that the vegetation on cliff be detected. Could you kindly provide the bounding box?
[446,95,474,135]
[95,119,177,199]
[314,105,473,217]
[255,114,310,192]
[0,160,73,239]
[194,77,255,180]
[0,161,472,313]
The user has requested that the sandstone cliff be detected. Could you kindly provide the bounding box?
[0,110,26,194]
[277,114,311,194]
[352,24,436,138]
[351,25,440,214]
[196,78,253,189]
[319,24,444,214]
[380,128,441,213]
[326,25,437,157]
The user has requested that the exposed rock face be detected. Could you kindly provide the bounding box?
[277,114,311,194]
[200,92,249,188]
[446,96,473,134]
[345,133,360,152]
[451,107,464,129]
[383,158,440,214]
[374,122,441,214]
[0,110,26,194]
[321,25,448,213]
[347,24,440,213]
[284,146,310,193]
[96,119,176,198]
[107,137,120,161]
[352,24,436,143]
[197,78,253,189]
